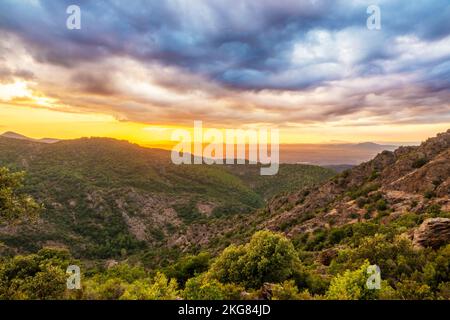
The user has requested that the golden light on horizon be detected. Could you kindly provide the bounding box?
[0,81,448,147]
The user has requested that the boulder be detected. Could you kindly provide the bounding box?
[413,218,450,249]
[260,283,273,300]
[318,248,338,266]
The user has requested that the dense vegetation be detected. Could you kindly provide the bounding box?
[0,135,448,300]
[1,227,448,300]
[0,137,334,261]
[0,167,41,222]
[0,170,448,299]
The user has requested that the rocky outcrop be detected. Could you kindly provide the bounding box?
[263,129,450,236]
[260,283,274,300]
[318,248,338,266]
[412,218,450,249]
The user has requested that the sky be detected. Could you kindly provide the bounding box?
[0,0,449,146]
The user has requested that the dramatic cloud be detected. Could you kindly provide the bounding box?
[0,0,449,128]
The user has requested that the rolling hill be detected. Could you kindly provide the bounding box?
[0,130,449,300]
[0,135,334,263]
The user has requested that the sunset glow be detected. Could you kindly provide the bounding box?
[0,0,449,146]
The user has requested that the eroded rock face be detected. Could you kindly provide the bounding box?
[263,130,450,237]
[413,218,450,249]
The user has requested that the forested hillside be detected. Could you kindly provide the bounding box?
[0,136,333,262]
[0,131,449,300]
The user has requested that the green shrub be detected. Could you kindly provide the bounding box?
[165,252,211,286]
[183,274,243,300]
[426,204,442,216]
[120,272,179,300]
[209,231,300,289]
[393,280,434,300]
[0,167,41,222]
[326,262,394,300]
[368,170,380,181]
[356,197,368,208]
[412,158,428,169]
[424,190,436,199]
[0,248,75,300]
[375,199,387,211]
[271,280,312,300]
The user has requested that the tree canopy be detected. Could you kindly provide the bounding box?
[0,167,41,223]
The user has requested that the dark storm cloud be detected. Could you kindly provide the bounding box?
[70,71,116,95]
[0,0,446,84]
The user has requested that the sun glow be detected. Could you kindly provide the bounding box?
[0,81,33,101]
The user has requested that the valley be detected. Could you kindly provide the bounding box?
[0,130,449,300]
[0,135,334,265]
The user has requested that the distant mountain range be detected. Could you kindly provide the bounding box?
[280,142,398,165]
[0,131,60,144]
[1,131,399,166]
